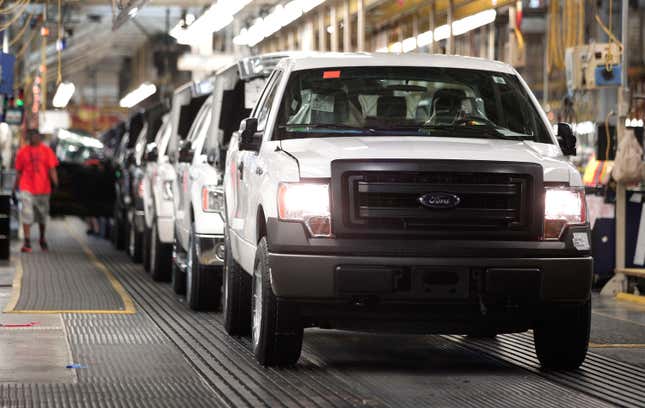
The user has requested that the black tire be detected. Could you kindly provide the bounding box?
[150,220,172,282]
[123,209,131,253]
[186,224,222,311]
[223,231,252,336]
[128,210,143,263]
[142,223,151,273]
[252,237,303,367]
[171,241,187,295]
[534,299,591,370]
[112,207,126,250]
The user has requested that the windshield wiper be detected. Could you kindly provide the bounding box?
[280,123,375,133]
[419,123,531,140]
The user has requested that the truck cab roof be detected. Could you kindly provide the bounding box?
[278,52,516,74]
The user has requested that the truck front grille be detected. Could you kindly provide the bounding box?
[330,160,544,240]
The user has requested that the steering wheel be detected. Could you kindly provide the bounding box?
[452,115,497,127]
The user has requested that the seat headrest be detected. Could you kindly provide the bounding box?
[377,96,407,118]
[310,92,349,123]
[432,88,467,114]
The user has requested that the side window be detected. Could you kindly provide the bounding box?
[250,71,276,118]
[188,104,210,143]
[195,112,213,155]
[255,72,283,132]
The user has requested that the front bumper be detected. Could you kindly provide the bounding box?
[266,219,593,303]
[269,253,592,302]
[195,234,225,266]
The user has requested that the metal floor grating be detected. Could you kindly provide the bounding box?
[3,219,643,407]
[445,332,645,408]
[84,226,630,408]
[10,224,126,312]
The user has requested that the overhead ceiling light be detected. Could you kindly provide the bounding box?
[381,9,497,53]
[128,7,139,19]
[52,82,75,109]
[119,83,156,108]
[234,0,326,47]
[170,0,252,45]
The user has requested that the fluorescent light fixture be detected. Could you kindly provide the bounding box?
[380,9,497,53]
[234,0,326,47]
[389,42,402,53]
[452,9,497,36]
[416,30,433,47]
[52,82,75,108]
[170,0,252,45]
[119,82,157,108]
[402,37,417,53]
[433,24,451,41]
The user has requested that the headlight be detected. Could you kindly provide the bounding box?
[278,182,331,237]
[202,185,224,213]
[162,180,173,201]
[544,187,587,239]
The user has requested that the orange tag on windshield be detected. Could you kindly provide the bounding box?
[323,70,341,79]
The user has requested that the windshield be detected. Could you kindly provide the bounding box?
[274,66,551,143]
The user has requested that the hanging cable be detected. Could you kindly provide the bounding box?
[15,25,36,59]
[0,0,28,15]
[0,0,30,30]
[8,12,32,46]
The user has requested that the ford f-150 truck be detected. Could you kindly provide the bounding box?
[222,53,592,369]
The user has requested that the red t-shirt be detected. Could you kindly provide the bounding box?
[15,143,59,195]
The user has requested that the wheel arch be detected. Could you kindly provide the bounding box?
[256,206,267,243]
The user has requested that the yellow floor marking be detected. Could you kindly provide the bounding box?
[3,220,136,314]
[616,292,645,306]
[589,343,645,349]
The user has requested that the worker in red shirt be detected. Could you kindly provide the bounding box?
[14,129,59,252]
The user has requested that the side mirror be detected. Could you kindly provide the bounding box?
[556,122,577,156]
[206,148,217,165]
[178,140,194,163]
[146,144,158,162]
[238,118,261,152]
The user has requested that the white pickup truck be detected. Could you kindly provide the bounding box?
[171,55,288,310]
[223,53,592,368]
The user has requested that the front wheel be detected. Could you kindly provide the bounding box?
[142,224,151,273]
[171,241,186,295]
[223,231,251,336]
[150,220,172,282]
[252,237,303,367]
[128,210,143,263]
[186,224,222,311]
[534,299,591,370]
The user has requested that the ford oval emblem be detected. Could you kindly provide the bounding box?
[419,192,461,209]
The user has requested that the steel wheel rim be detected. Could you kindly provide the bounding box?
[251,261,262,348]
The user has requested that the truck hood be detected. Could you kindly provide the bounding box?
[279,137,578,184]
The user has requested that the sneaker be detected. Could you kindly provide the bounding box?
[21,242,32,253]
[39,240,49,251]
